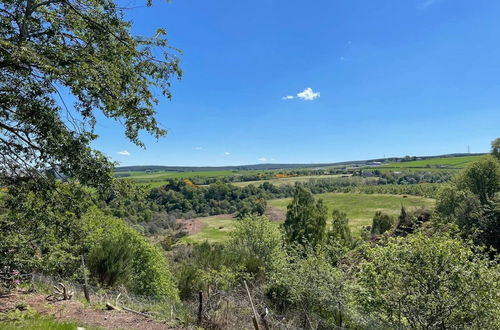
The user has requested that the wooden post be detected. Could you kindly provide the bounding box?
[338,302,342,328]
[81,255,90,303]
[244,280,260,330]
[197,290,203,325]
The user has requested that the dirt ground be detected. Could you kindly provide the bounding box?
[265,207,286,222]
[176,214,234,235]
[0,290,177,329]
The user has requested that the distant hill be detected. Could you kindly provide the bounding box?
[115,153,485,173]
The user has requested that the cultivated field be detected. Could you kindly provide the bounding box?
[117,170,263,187]
[377,155,483,171]
[231,174,350,187]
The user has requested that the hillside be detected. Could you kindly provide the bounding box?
[116,153,484,173]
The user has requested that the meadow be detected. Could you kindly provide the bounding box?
[176,193,435,243]
[179,215,238,244]
[378,155,483,171]
[269,193,435,235]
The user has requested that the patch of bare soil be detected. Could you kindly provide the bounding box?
[265,207,286,222]
[0,290,177,329]
[177,214,234,235]
[176,218,202,235]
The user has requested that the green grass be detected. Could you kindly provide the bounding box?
[269,193,435,235]
[0,314,99,330]
[178,193,435,242]
[231,174,350,187]
[179,216,237,244]
[378,155,483,171]
[117,169,265,187]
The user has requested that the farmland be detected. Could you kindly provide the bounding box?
[377,155,483,171]
[231,174,350,187]
[117,169,264,187]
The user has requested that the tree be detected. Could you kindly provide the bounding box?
[370,211,394,235]
[492,137,500,160]
[284,186,327,248]
[352,234,500,329]
[0,0,181,186]
[268,252,345,328]
[453,155,500,204]
[329,209,352,246]
[436,156,500,251]
[228,215,285,274]
[0,180,94,275]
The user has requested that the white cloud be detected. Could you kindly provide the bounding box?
[297,87,320,101]
[258,157,268,162]
[224,152,230,155]
[282,88,321,101]
[194,146,203,150]
[116,150,130,156]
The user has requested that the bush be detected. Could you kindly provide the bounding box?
[87,234,134,288]
[83,208,179,302]
[370,211,394,235]
[267,250,345,328]
[228,215,286,276]
[351,234,500,329]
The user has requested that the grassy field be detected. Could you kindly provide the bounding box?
[269,193,435,235]
[179,216,237,244]
[117,170,265,187]
[377,155,483,171]
[178,193,435,243]
[231,174,350,187]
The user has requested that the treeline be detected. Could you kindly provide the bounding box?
[357,169,453,184]
[145,176,440,219]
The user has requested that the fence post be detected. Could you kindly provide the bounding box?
[197,290,203,325]
[81,255,90,303]
[244,280,260,330]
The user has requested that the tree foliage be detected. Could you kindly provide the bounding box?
[228,215,285,274]
[492,137,500,160]
[370,211,394,235]
[84,208,179,301]
[284,186,327,248]
[436,155,500,251]
[0,0,181,185]
[352,234,500,329]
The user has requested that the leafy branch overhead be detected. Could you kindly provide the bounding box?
[0,0,181,185]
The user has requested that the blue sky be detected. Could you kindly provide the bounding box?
[94,0,500,166]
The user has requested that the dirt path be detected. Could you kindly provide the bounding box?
[0,290,177,329]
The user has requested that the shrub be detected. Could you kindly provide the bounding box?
[227,215,285,275]
[87,234,134,288]
[267,250,345,328]
[370,211,394,235]
[83,208,179,302]
[351,234,500,329]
